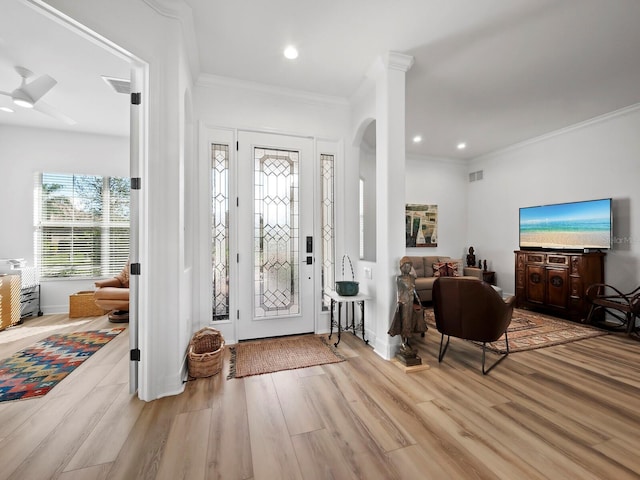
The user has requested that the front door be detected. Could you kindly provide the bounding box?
[237,131,315,340]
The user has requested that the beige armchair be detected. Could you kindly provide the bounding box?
[94,262,129,323]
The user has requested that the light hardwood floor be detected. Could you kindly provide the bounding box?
[0,313,639,479]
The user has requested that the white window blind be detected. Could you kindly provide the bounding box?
[35,173,130,278]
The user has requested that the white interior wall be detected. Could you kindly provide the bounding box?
[196,79,350,139]
[0,125,129,313]
[359,145,377,261]
[405,154,469,261]
[467,106,640,295]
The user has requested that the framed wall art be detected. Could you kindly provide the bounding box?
[406,204,438,247]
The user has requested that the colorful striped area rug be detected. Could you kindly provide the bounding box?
[424,308,607,354]
[0,328,125,402]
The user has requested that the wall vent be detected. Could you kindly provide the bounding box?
[102,75,131,94]
[469,170,484,182]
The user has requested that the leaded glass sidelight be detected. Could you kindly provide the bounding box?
[321,154,335,310]
[211,143,229,321]
[254,148,299,317]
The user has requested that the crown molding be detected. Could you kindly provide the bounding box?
[473,102,640,163]
[197,73,349,108]
[383,52,415,72]
[406,151,468,166]
[366,51,414,81]
[143,0,200,77]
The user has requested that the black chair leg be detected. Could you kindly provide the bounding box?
[626,312,638,336]
[438,334,450,362]
[482,330,510,375]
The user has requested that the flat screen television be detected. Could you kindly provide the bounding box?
[519,198,612,251]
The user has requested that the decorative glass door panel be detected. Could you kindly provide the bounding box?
[254,148,299,317]
[320,154,335,310]
[211,143,229,321]
[238,132,314,340]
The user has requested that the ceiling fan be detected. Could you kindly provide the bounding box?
[0,66,75,124]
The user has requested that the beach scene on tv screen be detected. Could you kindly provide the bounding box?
[520,199,611,249]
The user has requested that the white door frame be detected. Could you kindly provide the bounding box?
[28,0,149,396]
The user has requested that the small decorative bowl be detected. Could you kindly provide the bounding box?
[335,281,359,296]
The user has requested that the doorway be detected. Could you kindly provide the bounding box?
[236,131,316,340]
[17,1,147,395]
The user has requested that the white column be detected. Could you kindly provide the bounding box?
[371,52,414,359]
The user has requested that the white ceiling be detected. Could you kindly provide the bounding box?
[2,0,640,159]
[0,1,130,137]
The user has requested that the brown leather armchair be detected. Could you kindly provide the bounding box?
[94,262,129,323]
[433,277,515,374]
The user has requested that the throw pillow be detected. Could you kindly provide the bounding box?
[432,261,460,277]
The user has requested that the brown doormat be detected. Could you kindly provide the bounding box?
[227,334,345,379]
[424,308,607,353]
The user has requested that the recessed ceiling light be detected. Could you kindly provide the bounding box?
[457,142,467,150]
[413,135,422,143]
[0,106,14,113]
[284,45,299,60]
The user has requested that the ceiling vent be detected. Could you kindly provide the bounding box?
[101,75,131,94]
[469,170,484,182]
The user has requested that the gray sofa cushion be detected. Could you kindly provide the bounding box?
[406,255,480,302]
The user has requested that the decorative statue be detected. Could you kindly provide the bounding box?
[483,259,487,272]
[466,246,476,267]
[478,259,482,269]
[388,257,427,365]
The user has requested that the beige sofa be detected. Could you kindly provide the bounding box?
[405,256,482,303]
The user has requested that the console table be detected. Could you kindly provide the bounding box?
[515,249,605,322]
[465,266,495,285]
[327,290,369,347]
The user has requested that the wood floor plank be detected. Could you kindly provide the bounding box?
[429,377,613,479]
[64,383,145,471]
[291,429,360,480]
[181,374,222,413]
[205,375,252,480]
[156,408,212,480]
[526,347,640,416]
[0,395,47,440]
[7,383,122,480]
[58,463,113,480]
[105,392,188,480]
[328,353,500,479]
[2,313,640,479]
[244,374,303,480]
[97,352,130,387]
[321,361,416,453]
[386,444,456,480]
[493,401,640,480]
[302,373,402,480]
[592,437,640,475]
[491,360,640,447]
[0,361,115,479]
[272,369,324,436]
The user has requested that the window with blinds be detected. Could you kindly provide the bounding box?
[35,173,130,279]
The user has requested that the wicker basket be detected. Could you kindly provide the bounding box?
[188,327,225,378]
[69,291,108,318]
